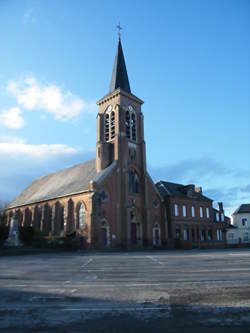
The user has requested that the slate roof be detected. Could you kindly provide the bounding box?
[232,204,250,215]
[8,159,115,208]
[156,181,212,202]
[109,38,131,94]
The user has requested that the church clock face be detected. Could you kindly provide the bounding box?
[128,105,133,112]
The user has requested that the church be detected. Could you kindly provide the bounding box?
[6,37,227,249]
[6,37,165,248]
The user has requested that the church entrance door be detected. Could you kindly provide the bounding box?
[101,227,107,246]
[131,222,137,245]
[154,228,160,246]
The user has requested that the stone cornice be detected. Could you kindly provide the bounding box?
[97,88,144,106]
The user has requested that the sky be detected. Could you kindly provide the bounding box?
[0,0,249,216]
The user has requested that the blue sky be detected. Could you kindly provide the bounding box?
[0,0,249,216]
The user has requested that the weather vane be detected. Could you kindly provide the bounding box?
[117,22,122,39]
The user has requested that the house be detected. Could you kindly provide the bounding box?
[227,204,250,245]
[156,181,228,248]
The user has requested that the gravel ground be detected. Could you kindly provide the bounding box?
[0,248,250,332]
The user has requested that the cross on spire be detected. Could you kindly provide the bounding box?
[117,22,122,39]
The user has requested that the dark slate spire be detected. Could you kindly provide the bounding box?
[109,38,131,94]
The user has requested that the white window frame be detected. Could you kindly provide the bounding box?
[183,228,188,241]
[221,213,224,222]
[242,218,248,227]
[182,205,187,217]
[174,204,179,217]
[216,212,220,222]
[206,207,210,219]
[191,206,195,218]
[243,232,249,242]
[200,206,203,218]
[217,229,222,241]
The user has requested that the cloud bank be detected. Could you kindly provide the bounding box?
[7,77,96,121]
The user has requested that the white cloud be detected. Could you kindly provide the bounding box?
[0,107,24,129]
[0,136,78,159]
[7,77,96,121]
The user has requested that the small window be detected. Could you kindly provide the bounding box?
[200,207,203,218]
[175,226,180,240]
[243,232,249,241]
[129,169,139,194]
[216,212,219,222]
[217,229,223,241]
[174,204,179,217]
[206,207,210,219]
[242,218,247,227]
[100,191,109,202]
[221,213,224,222]
[208,229,212,240]
[183,227,188,240]
[153,198,159,208]
[201,229,205,241]
[191,206,195,218]
[182,205,187,217]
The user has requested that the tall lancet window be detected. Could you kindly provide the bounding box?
[110,111,115,139]
[125,106,136,142]
[105,113,110,141]
[77,203,86,229]
[125,111,131,139]
[131,113,136,141]
[104,106,115,142]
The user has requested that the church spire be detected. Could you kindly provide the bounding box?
[109,36,131,94]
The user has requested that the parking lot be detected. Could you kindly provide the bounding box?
[0,248,250,332]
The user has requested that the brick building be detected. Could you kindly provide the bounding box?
[156,181,228,248]
[6,38,164,249]
[6,37,228,249]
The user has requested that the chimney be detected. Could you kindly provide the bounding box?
[218,202,224,213]
[195,186,202,194]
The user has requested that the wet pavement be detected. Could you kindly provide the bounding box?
[0,248,250,332]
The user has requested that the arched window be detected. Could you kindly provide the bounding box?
[110,111,115,139]
[104,106,116,142]
[125,111,131,139]
[60,206,65,231]
[105,113,110,141]
[78,203,86,229]
[47,205,52,232]
[131,112,136,141]
[125,106,136,142]
[129,169,139,194]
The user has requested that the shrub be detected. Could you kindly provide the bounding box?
[0,224,9,241]
[18,226,34,244]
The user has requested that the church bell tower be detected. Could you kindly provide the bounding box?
[96,37,146,173]
[96,35,150,247]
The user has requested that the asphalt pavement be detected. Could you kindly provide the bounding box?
[0,248,250,332]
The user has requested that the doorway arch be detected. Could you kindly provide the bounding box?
[100,220,110,247]
[153,223,161,247]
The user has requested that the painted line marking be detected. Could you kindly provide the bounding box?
[81,258,93,269]
[147,256,164,266]
[61,306,171,311]
[63,280,70,285]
